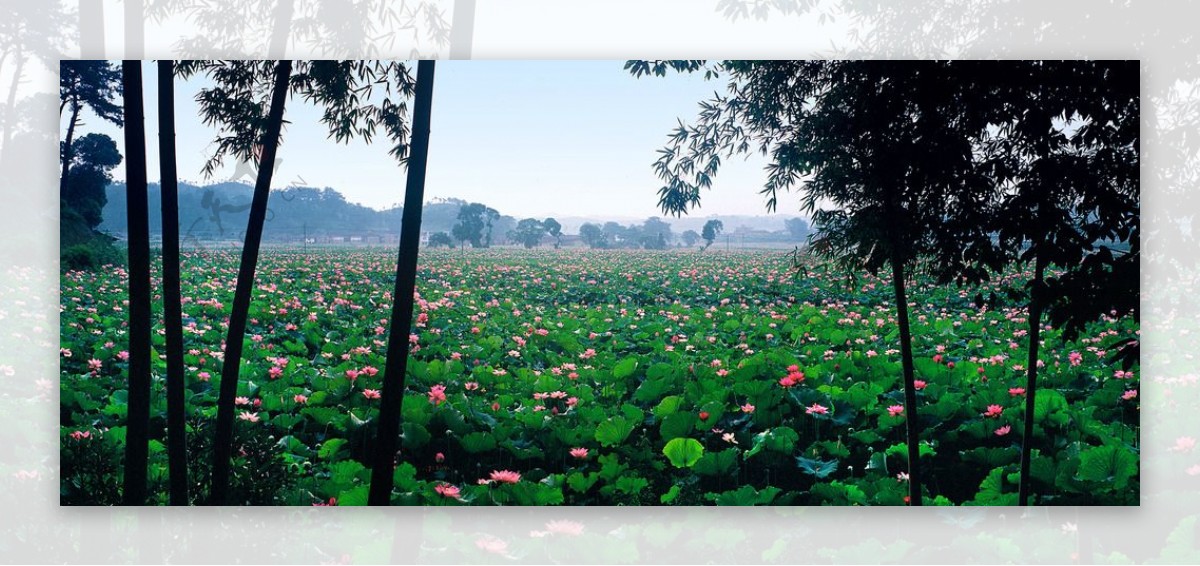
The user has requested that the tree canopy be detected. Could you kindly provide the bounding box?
[59,60,124,126]
[701,219,723,248]
[63,133,122,229]
[452,202,489,247]
[629,59,1139,506]
[511,218,546,249]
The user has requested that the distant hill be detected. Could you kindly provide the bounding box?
[97,182,808,246]
[551,214,802,235]
[99,182,506,241]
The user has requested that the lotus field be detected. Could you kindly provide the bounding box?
[59,249,1140,505]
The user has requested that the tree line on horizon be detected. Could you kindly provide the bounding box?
[91,182,811,249]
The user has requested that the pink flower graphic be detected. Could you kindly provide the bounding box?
[428,384,447,405]
[434,483,462,500]
[486,470,521,484]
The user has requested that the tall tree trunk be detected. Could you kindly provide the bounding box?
[157,60,188,505]
[1018,251,1047,505]
[121,59,152,505]
[0,48,23,172]
[210,60,293,505]
[890,254,923,505]
[449,0,477,59]
[368,60,436,506]
[124,0,144,59]
[268,0,294,58]
[60,100,80,199]
[79,0,106,57]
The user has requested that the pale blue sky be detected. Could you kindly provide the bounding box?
[74,60,808,219]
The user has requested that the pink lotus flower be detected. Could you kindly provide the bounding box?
[1068,351,1083,366]
[268,366,283,379]
[345,369,360,381]
[806,403,829,415]
[779,371,804,387]
[787,364,800,373]
[1172,437,1196,453]
[896,471,909,482]
[362,389,381,400]
[913,380,926,390]
[741,403,755,413]
[361,365,378,377]
[235,396,251,406]
[487,469,521,484]
[87,358,102,372]
[474,536,509,555]
[886,405,904,417]
[434,483,462,500]
[428,384,447,405]
[579,348,596,360]
[69,430,91,441]
[543,519,585,536]
[982,404,1004,418]
[1122,389,1138,401]
[570,447,589,459]
[238,411,260,423]
[293,394,308,404]
[1009,387,1026,396]
[995,425,1012,436]
[197,371,211,381]
[117,350,129,361]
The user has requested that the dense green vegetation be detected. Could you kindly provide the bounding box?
[60,249,1139,505]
